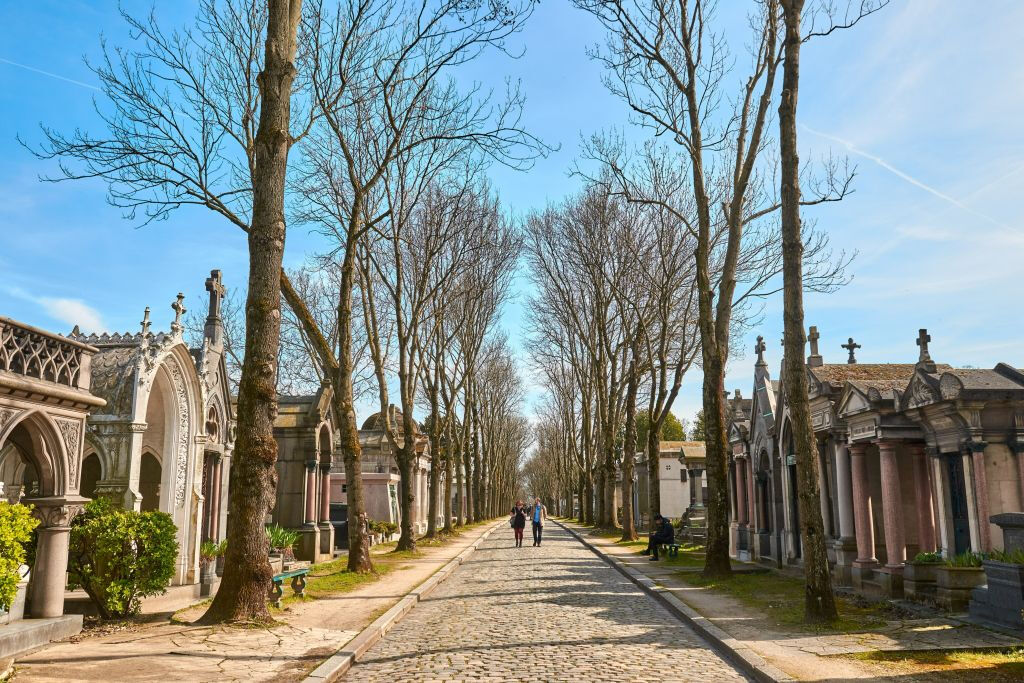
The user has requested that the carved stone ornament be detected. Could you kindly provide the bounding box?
[35,504,84,529]
[910,378,934,407]
[167,359,191,508]
[54,417,82,486]
[0,408,22,437]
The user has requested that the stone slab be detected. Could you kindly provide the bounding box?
[0,616,83,659]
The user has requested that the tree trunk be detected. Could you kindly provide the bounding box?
[471,401,483,521]
[443,420,455,533]
[647,430,661,531]
[200,0,301,625]
[701,352,732,577]
[396,444,416,551]
[780,0,838,623]
[426,412,441,539]
[620,359,639,541]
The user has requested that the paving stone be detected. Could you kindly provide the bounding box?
[346,526,748,682]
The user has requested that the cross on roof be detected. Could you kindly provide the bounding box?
[916,328,932,363]
[140,307,151,336]
[755,335,767,365]
[171,293,186,329]
[841,337,861,364]
[205,269,225,320]
[808,326,820,357]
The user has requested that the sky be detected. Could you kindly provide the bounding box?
[2,1,1024,426]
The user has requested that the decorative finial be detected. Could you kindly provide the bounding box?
[140,307,151,336]
[916,328,936,372]
[807,326,823,367]
[71,324,81,337]
[755,335,767,366]
[205,269,225,320]
[171,294,186,330]
[841,337,861,364]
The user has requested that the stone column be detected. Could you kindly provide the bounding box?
[304,461,318,526]
[30,501,82,618]
[817,440,834,538]
[909,443,935,553]
[834,443,855,541]
[962,450,981,551]
[746,458,756,529]
[319,464,332,523]
[1016,447,1024,515]
[736,459,748,525]
[970,444,991,552]
[850,443,877,566]
[877,440,906,568]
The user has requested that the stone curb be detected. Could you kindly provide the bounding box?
[303,521,503,682]
[557,521,794,683]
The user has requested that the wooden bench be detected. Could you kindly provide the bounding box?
[660,543,681,558]
[269,568,310,608]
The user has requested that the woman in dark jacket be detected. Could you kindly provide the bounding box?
[510,500,527,548]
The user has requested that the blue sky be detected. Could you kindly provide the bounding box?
[2,1,1024,425]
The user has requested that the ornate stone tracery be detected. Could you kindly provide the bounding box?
[54,417,82,487]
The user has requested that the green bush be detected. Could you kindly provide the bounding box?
[945,551,985,568]
[0,503,38,612]
[912,551,943,564]
[988,548,1024,565]
[266,524,299,552]
[199,540,220,565]
[67,498,178,619]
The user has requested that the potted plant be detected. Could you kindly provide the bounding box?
[905,551,943,602]
[266,524,299,574]
[935,551,986,612]
[214,539,227,577]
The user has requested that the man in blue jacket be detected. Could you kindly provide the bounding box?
[642,514,674,561]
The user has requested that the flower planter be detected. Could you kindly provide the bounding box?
[215,554,225,577]
[970,560,1024,629]
[935,566,985,612]
[904,562,940,602]
[269,553,284,576]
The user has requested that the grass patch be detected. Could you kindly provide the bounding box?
[675,569,890,633]
[847,647,1024,680]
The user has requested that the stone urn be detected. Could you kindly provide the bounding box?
[215,554,225,577]
[904,561,940,602]
[935,566,986,612]
[269,552,284,576]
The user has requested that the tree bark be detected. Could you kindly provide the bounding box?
[780,0,838,622]
[620,356,639,541]
[201,0,302,625]
[647,430,662,531]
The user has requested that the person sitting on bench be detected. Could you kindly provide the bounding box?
[642,514,674,561]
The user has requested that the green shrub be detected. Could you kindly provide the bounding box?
[266,524,299,552]
[67,498,178,619]
[199,540,220,565]
[0,503,38,612]
[988,548,1024,565]
[912,551,943,564]
[945,551,985,568]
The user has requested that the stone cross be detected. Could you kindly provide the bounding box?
[841,337,861,364]
[916,328,932,363]
[808,326,820,357]
[140,307,151,336]
[171,293,186,329]
[755,335,767,365]
[205,269,225,320]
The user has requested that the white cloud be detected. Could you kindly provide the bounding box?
[5,287,106,333]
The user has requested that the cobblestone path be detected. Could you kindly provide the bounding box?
[346,524,748,682]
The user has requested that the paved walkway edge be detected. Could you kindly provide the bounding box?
[304,521,503,683]
[557,521,794,683]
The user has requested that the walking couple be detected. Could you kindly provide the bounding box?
[510,498,546,548]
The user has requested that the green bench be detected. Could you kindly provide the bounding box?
[269,568,310,608]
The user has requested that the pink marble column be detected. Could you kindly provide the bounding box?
[209,457,222,540]
[304,463,318,526]
[736,459,748,526]
[850,443,876,565]
[877,441,906,568]
[319,464,331,523]
[909,444,935,553]
[970,445,991,552]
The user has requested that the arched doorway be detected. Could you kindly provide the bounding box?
[0,424,42,503]
[139,452,162,513]
[79,453,102,499]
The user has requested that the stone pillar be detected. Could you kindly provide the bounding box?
[909,444,935,553]
[817,440,834,538]
[878,440,906,568]
[29,501,83,618]
[746,458,756,529]
[1016,447,1024,514]
[850,443,876,566]
[319,464,331,523]
[736,459,748,525]
[970,444,991,552]
[304,462,318,526]
[962,450,981,551]
[835,443,855,540]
